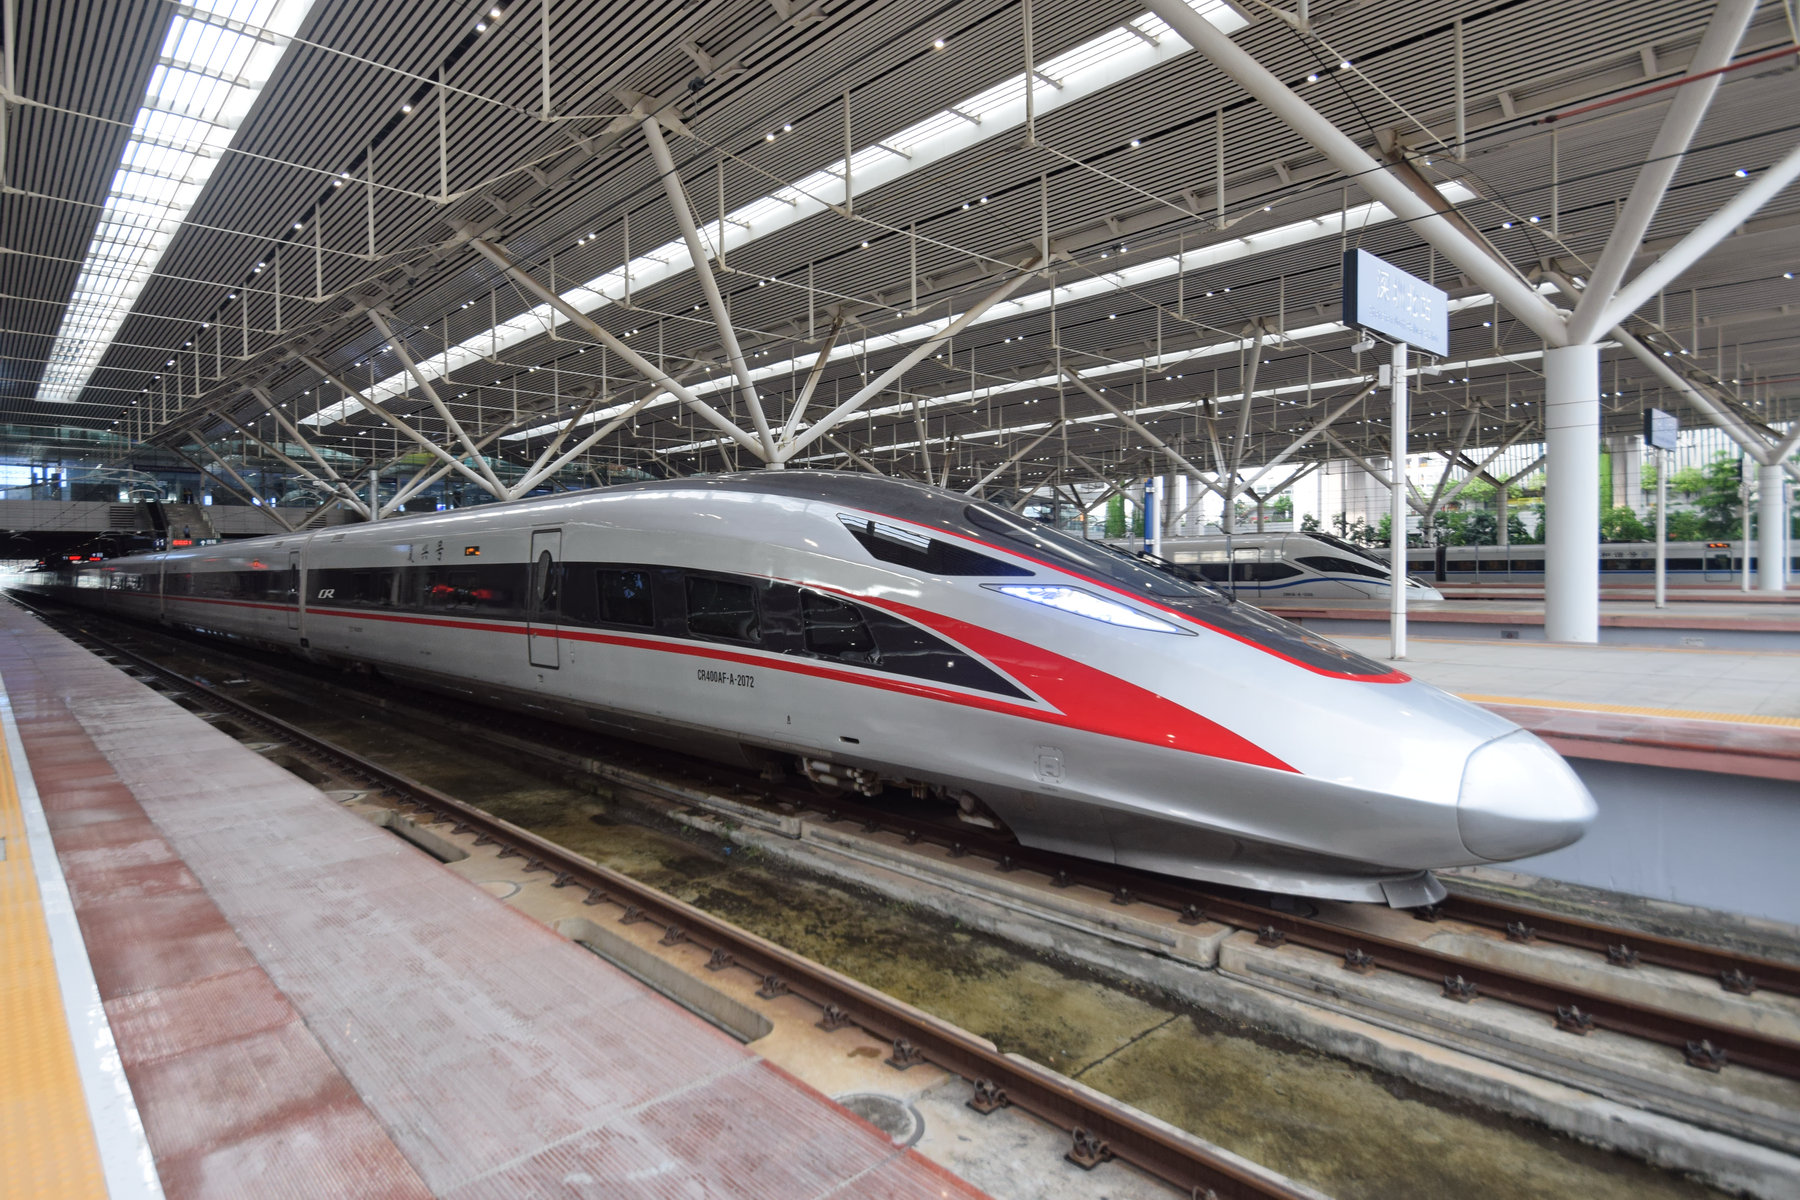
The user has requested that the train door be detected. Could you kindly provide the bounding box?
[1703,543,1734,582]
[527,528,562,668]
[286,550,300,629]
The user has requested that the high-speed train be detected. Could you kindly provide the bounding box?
[1117,532,1445,601]
[17,472,1594,907]
[1387,540,1793,585]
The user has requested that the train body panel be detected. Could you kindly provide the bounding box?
[1383,540,1795,583]
[1119,532,1447,601]
[17,472,1595,906]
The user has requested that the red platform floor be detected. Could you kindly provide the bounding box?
[0,600,988,1200]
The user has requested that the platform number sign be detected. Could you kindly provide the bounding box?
[1643,408,1678,452]
[1341,248,1448,357]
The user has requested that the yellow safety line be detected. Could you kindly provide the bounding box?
[1460,693,1800,729]
[0,724,108,1199]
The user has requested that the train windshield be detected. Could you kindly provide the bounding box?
[962,505,1208,599]
[960,504,1396,677]
[1305,531,1390,568]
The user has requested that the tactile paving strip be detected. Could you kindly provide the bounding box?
[0,715,108,1200]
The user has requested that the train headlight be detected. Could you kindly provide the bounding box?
[987,585,1186,634]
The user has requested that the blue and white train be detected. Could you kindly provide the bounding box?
[1119,532,1446,601]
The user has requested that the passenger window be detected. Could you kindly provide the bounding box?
[802,591,876,661]
[532,551,559,611]
[421,566,519,614]
[686,576,759,643]
[599,568,655,628]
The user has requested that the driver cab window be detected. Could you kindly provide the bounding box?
[802,591,876,662]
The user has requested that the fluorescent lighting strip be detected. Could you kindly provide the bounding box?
[303,0,1248,427]
[34,0,320,404]
[500,183,1477,445]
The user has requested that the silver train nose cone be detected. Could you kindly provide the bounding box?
[1456,730,1598,861]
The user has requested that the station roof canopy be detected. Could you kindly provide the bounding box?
[2,0,1796,500]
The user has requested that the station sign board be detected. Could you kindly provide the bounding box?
[1643,407,1678,452]
[1342,248,1448,357]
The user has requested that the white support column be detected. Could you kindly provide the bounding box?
[1172,473,1189,537]
[1140,0,1569,346]
[368,309,503,491]
[1543,344,1601,643]
[1564,0,1757,344]
[640,116,779,462]
[468,237,767,460]
[1389,341,1408,661]
[1590,139,1800,335]
[1758,461,1787,593]
[783,259,1041,460]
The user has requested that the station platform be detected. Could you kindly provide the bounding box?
[1325,631,1800,926]
[0,602,988,1199]
[1267,596,1800,651]
[1325,634,1800,780]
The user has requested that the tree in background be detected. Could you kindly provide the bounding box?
[1269,495,1294,520]
[1600,506,1650,542]
[1301,512,1321,532]
[1104,493,1126,538]
[1331,513,1375,544]
[1458,477,1496,507]
[1432,507,1499,546]
[1695,454,1744,538]
[1506,502,1546,544]
[1670,464,1708,498]
[1666,510,1708,540]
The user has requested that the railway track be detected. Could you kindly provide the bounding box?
[22,599,1800,1091]
[16,596,1317,1200]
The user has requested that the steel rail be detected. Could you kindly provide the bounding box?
[22,599,1800,1079]
[1421,894,1800,1000]
[784,797,1800,1081]
[18,602,1310,1200]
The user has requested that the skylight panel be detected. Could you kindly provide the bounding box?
[1041,26,1141,78]
[886,109,965,153]
[33,0,319,404]
[326,0,1255,428]
[502,183,1475,447]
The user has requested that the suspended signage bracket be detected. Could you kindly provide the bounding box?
[1342,249,1449,358]
[1643,407,1678,451]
